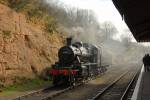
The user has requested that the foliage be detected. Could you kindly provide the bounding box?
[44,16,57,33]
[7,0,29,12]
[3,30,11,39]
[1,0,58,34]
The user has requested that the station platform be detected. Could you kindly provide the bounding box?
[131,65,150,100]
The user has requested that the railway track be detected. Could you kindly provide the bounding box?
[13,85,62,100]
[13,73,104,100]
[43,65,136,100]
[13,65,139,100]
[88,67,140,100]
[120,68,140,100]
[13,82,83,100]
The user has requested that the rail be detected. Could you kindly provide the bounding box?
[120,67,141,100]
[88,71,129,100]
[13,71,105,100]
[88,67,141,100]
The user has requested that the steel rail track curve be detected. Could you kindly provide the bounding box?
[88,67,140,100]
[120,68,141,100]
[13,82,83,100]
[13,72,105,100]
[13,86,55,100]
[87,71,129,100]
[42,75,106,100]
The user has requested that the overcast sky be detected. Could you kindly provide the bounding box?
[59,0,135,41]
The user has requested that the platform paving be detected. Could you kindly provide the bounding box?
[141,72,150,100]
[132,65,150,100]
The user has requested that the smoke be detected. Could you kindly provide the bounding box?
[42,0,146,66]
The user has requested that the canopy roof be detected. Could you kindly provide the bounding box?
[112,0,150,42]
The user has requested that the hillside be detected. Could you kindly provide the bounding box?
[0,0,146,89]
[0,3,64,86]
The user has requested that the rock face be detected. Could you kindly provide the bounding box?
[0,4,63,86]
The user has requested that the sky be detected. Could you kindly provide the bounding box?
[59,0,135,41]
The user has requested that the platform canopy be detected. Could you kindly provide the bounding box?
[112,0,150,42]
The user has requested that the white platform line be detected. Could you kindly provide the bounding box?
[131,65,144,100]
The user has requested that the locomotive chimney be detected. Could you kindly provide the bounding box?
[66,37,72,46]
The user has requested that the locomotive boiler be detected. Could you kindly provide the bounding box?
[50,38,105,86]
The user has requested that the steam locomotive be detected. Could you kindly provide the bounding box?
[50,38,106,86]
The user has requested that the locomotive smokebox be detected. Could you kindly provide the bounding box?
[66,37,72,46]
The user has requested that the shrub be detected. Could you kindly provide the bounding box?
[1,0,58,34]
[3,30,11,39]
[44,16,57,33]
[7,0,30,12]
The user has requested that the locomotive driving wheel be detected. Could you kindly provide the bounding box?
[69,74,76,86]
[53,76,60,86]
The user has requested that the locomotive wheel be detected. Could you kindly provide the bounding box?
[71,77,76,86]
[82,77,86,83]
[69,75,76,86]
[72,78,76,86]
[53,76,59,86]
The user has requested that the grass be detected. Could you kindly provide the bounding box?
[0,78,52,96]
